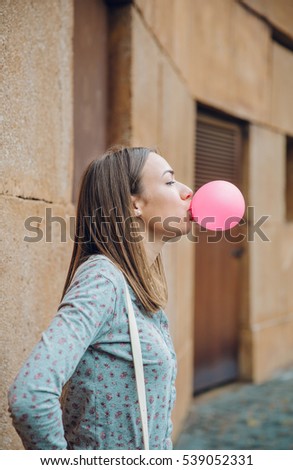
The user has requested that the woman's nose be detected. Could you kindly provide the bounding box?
[180,185,193,201]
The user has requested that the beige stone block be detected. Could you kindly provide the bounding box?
[249,225,286,324]
[231,2,271,121]
[271,42,293,135]
[162,240,195,441]
[135,0,176,59]
[135,0,194,85]
[162,242,178,336]
[248,125,286,223]
[131,8,161,146]
[150,0,176,55]
[158,54,195,189]
[239,328,253,380]
[267,0,293,38]
[1,0,73,204]
[173,240,195,353]
[131,8,195,181]
[266,0,293,38]
[281,224,293,313]
[134,0,156,26]
[0,196,75,449]
[135,0,235,113]
[172,341,193,440]
[172,0,195,81]
[252,316,293,382]
[163,241,195,347]
[135,0,272,125]
[240,0,267,17]
[188,0,235,109]
[241,0,293,40]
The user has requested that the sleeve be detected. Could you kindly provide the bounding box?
[7,260,117,450]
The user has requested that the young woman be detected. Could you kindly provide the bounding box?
[8,146,193,450]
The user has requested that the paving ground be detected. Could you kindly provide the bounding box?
[174,368,293,450]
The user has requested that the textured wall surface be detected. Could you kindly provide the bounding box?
[241,0,293,39]
[271,42,293,135]
[248,125,293,381]
[1,0,73,203]
[135,0,293,136]
[135,0,272,125]
[0,197,75,449]
[1,0,74,449]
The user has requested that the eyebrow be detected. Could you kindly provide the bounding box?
[161,169,174,177]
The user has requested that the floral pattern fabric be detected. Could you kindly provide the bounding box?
[8,255,177,450]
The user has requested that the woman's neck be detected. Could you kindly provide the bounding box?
[143,239,165,266]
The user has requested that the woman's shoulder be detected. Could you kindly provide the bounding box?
[73,254,124,288]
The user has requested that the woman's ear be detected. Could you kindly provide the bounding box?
[130,195,142,217]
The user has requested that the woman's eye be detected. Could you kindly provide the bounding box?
[166,181,176,186]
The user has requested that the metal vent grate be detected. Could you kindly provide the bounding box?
[195,114,242,191]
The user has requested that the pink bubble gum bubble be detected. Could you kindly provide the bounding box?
[189,180,245,231]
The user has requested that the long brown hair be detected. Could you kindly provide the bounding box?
[59,146,167,313]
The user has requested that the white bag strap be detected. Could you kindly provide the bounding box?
[123,277,149,450]
[97,256,149,449]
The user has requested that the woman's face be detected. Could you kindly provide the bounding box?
[134,152,193,241]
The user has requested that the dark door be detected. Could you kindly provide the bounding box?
[194,112,245,393]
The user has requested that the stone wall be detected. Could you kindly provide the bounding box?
[1,0,74,449]
[248,126,293,381]
[134,0,293,135]
[241,0,293,39]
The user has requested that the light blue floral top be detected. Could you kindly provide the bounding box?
[8,255,177,450]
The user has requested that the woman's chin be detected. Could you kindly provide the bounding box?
[181,219,193,235]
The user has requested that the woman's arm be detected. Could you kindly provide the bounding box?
[8,260,117,449]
